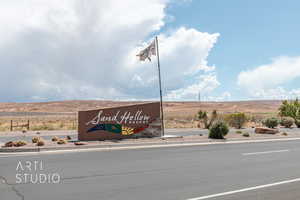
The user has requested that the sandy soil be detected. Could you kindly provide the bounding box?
[0,100,283,130]
[0,100,282,114]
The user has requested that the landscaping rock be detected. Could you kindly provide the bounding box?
[74,142,87,146]
[4,141,15,147]
[37,140,45,146]
[255,127,279,134]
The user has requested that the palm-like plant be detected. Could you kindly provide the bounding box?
[197,110,217,129]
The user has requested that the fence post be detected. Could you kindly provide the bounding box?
[27,120,30,130]
[10,120,13,131]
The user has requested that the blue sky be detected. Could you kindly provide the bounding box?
[164,0,300,100]
[0,0,300,102]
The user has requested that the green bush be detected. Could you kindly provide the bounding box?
[209,121,229,139]
[295,120,300,128]
[242,132,250,137]
[280,117,294,128]
[263,117,279,128]
[236,130,242,134]
[226,112,247,129]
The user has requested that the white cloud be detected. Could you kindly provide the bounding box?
[205,91,231,102]
[237,56,300,99]
[0,0,220,102]
[249,87,300,100]
[165,73,220,100]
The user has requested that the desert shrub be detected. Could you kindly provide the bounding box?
[282,132,288,136]
[226,112,247,129]
[197,110,218,129]
[209,121,229,139]
[247,114,265,125]
[32,137,40,143]
[51,136,59,142]
[242,132,250,137]
[280,117,294,128]
[37,140,45,146]
[66,135,72,140]
[14,141,27,147]
[31,124,55,131]
[59,122,64,128]
[57,139,67,145]
[236,130,242,134]
[263,117,279,128]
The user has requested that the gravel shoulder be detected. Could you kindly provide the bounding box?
[0,128,299,152]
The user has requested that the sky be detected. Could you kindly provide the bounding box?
[0,0,300,102]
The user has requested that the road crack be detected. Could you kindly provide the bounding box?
[0,176,25,200]
[62,167,174,182]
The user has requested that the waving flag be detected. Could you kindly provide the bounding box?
[136,36,165,137]
[136,40,156,61]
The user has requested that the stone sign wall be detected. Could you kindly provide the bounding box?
[78,102,161,141]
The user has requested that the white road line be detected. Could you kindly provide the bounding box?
[0,152,40,158]
[1,137,300,158]
[242,149,290,156]
[187,178,300,200]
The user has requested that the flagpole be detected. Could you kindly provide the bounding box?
[155,36,165,137]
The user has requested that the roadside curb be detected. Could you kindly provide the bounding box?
[2,136,300,153]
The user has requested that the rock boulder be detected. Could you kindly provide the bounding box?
[255,127,279,134]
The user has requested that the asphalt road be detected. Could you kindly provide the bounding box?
[1,139,300,200]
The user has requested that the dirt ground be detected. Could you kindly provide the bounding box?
[0,100,283,130]
[0,100,282,113]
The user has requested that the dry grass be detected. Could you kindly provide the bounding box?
[0,115,77,131]
[32,136,40,143]
[0,100,282,131]
[57,139,67,145]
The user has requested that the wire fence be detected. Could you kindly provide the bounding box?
[0,112,78,132]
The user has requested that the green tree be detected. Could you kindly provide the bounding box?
[279,99,300,128]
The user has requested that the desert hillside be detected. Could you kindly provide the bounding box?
[0,100,284,130]
[0,100,282,115]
